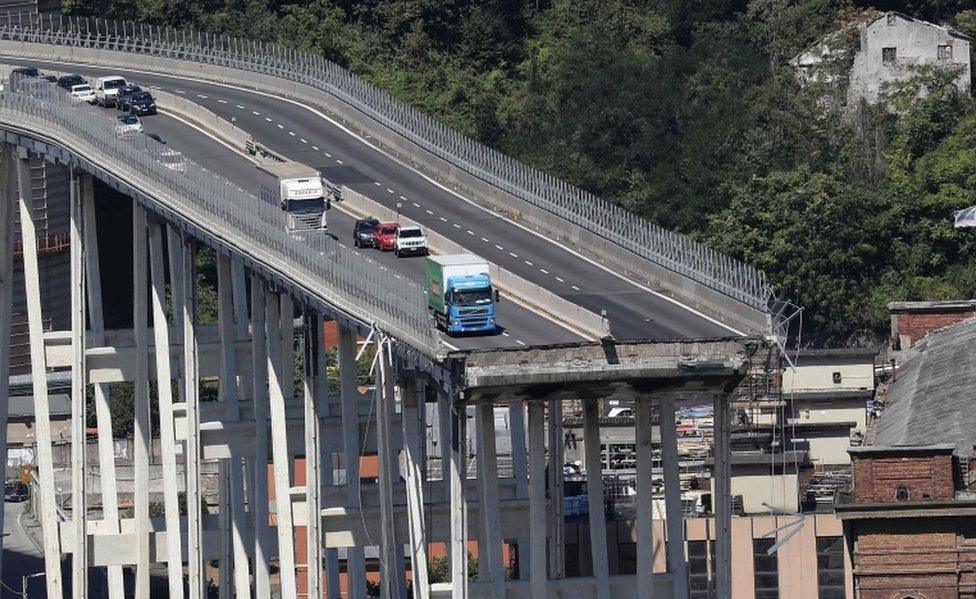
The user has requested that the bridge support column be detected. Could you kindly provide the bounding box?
[217,252,251,599]
[250,275,272,598]
[268,290,299,599]
[635,399,655,599]
[508,398,529,578]
[180,235,206,599]
[148,221,184,599]
[476,401,504,599]
[583,398,610,599]
[132,202,150,599]
[0,147,13,589]
[376,342,403,599]
[303,310,324,599]
[437,389,467,599]
[400,373,430,599]
[69,166,88,599]
[338,323,367,599]
[317,318,341,599]
[527,401,547,599]
[661,397,687,599]
[547,399,564,580]
[713,393,732,599]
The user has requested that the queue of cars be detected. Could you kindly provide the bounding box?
[13,67,157,136]
[353,218,429,257]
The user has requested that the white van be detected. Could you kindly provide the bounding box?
[94,75,127,107]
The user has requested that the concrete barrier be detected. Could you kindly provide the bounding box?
[0,41,770,334]
[150,88,249,149]
[339,187,611,340]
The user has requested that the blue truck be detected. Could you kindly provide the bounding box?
[425,254,498,335]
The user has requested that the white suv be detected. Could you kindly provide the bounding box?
[394,226,428,257]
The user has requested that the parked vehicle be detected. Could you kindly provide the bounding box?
[353,218,380,248]
[57,74,86,90]
[4,481,27,502]
[425,254,498,335]
[374,222,399,251]
[115,84,142,111]
[128,91,157,115]
[255,160,339,230]
[115,114,143,135]
[394,225,428,257]
[94,75,128,107]
[69,83,96,103]
[11,66,39,78]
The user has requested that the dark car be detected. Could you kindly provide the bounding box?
[40,75,57,83]
[4,481,27,502]
[115,84,142,111]
[11,66,39,78]
[353,218,380,248]
[128,91,157,116]
[57,74,87,90]
[146,132,166,144]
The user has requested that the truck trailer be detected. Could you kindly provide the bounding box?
[255,159,339,231]
[425,254,498,335]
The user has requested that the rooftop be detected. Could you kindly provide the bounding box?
[874,317,976,455]
[887,299,976,314]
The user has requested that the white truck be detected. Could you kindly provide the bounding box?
[255,160,339,231]
[93,75,128,107]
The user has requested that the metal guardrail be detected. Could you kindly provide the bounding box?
[0,12,774,312]
[1,76,439,356]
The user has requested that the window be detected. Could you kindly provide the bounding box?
[887,13,896,25]
[832,372,842,384]
[689,540,716,599]
[896,485,910,501]
[938,45,952,60]
[817,536,845,599]
[882,47,897,63]
[754,538,779,599]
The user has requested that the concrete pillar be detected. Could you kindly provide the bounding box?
[508,399,529,577]
[635,399,655,599]
[582,398,610,599]
[376,347,402,599]
[317,318,341,599]
[476,402,504,599]
[304,311,323,599]
[181,235,205,599]
[440,390,467,599]
[660,397,687,599]
[69,166,88,599]
[84,174,125,599]
[401,375,430,599]
[148,222,184,599]
[338,324,367,599]
[547,399,564,579]
[250,276,272,598]
[131,202,150,599]
[527,401,547,599]
[713,394,732,599]
[0,147,13,588]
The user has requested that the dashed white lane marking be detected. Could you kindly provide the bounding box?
[387,188,395,194]
[312,145,319,150]
[453,223,461,229]
[336,159,343,164]
[467,230,475,235]
[502,332,510,337]
[300,138,308,144]
[516,339,526,346]
[481,237,489,243]
[572,285,581,291]
[218,99,227,104]
[540,269,549,275]
[374,182,382,186]
[288,131,296,136]
[235,104,245,109]
[556,276,565,283]
[425,209,434,215]
[175,89,186,94]
[495,244,504,250]
[413,202,421,208]
[196,94,208,99]
[276,123,284,129]
[252,110,260,115]
[525,260,534,266]
[264,117,272,122]
[399,195,408,201]
[509,252,518,258]
[439,217,448,222]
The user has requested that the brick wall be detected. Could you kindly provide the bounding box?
[892,310,974,349]
[852,453,955,503]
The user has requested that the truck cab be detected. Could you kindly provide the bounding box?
[255,160,339,231]
[425,254,498,335]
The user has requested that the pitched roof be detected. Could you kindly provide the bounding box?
[875,317,976,455]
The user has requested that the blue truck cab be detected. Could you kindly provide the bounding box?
[425,254,498,335]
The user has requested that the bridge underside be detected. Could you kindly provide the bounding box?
[1,132,756,599]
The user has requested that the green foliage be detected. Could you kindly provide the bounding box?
[62,0,976,345]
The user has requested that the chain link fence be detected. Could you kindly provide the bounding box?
[0,12,774,312]
[2,75,440,356]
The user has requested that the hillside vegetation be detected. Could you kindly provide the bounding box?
[63,0,976,346]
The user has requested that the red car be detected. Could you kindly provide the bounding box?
[374,222,399,251]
